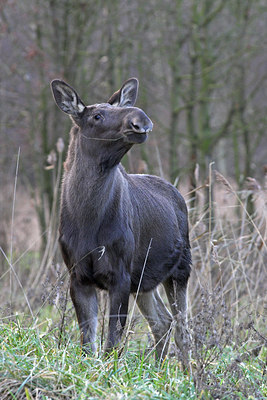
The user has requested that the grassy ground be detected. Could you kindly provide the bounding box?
[0,316,266,399]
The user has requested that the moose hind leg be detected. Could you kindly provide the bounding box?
[70,273,98,353]
[135,288,172,362]
[163,277,191,370]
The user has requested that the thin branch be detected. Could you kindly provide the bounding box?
[0,247,34,319]
[10,147,20,263]
[125,239,153,342]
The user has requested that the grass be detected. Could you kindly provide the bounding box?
[0,316,265,399]
[0,161,266,399]
[1,318,196,399]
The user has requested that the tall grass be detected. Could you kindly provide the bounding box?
[0,160,266,399]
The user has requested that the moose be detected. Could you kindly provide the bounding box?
[51,77,191,366]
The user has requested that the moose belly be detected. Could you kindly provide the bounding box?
[130,236,184,293]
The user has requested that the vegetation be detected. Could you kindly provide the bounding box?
[0,294,266,399]
[0,317,265,399]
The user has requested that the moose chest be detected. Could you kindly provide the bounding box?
[59,192,135,289]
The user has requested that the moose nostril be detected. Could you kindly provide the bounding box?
[131,122,140,131]
[129,116,153,133]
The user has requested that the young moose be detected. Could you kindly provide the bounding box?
[51,78,191,365]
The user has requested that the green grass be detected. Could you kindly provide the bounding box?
[0,317,265,400]
[0,318,195,399]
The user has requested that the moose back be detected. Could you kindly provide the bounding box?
[51,78,191,365]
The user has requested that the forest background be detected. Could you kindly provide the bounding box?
[1,0,266,254]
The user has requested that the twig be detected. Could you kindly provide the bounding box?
[0,247,34,319]
[215,170,267,251]
[9,147,21,309]
[58,277,70,349]
[124,238,153,344]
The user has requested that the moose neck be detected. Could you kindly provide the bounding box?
[77,130,132,174]
[65,131,131,214]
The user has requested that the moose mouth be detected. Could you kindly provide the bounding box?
[124,130,149,144]
[124,124,152,143]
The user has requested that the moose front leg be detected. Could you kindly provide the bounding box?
[70,273,98,353]
[104,280,131,354]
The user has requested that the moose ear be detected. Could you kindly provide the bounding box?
[108,78,139,107]
[51,80,85,116]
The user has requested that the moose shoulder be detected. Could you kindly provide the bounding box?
[51,78,191,367]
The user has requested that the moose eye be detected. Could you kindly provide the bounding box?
[94,114,101,120]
